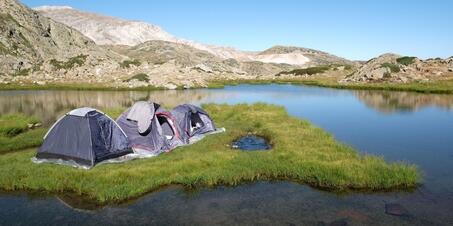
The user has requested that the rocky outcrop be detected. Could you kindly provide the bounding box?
[342,53,453,83]
[257,46,353,66]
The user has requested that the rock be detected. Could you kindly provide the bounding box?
[34,123,42,128]
[163,83,177,90]
[27,123,34,129]
[194,64,213,73]
[336,209,369,222]
[385,203,409,216]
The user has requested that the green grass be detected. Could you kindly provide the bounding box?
[0,82,165,91]
[0,114,40,137]
[0,114,46,153]
[120,59,141,68]
[0,128,47,154]
[396,56,416,66]
[298,77,453,94]
[124,73,150,82]
[49,54,88,70]
[0,104,420,203]
[381,63,400,73]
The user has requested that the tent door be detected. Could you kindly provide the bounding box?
[157,115,175,140]
[190,112,204,133]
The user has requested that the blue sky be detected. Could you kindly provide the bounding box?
[22,0,453,60]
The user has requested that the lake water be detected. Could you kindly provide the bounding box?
[1,84,453,225]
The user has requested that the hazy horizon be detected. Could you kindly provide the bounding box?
[22,0,453,61]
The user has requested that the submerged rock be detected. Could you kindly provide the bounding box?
[385,203,409,216]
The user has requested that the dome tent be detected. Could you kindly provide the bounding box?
[34,107,132,169]
[171,104,217,144]
[116,101,184,155]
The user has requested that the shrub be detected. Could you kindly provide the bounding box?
[381,63,400,73]
[396,56,416,66]
[125,73,149,82]
[277,65,330,76]
[50,54,88,69]
[13,68,30,77]
[120,59,141,68]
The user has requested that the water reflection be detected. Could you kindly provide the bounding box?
[0,182,449,226]
[0,90,232,124]
[2,86,453,125]
[355,90,453,113]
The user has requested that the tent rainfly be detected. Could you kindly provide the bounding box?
[116,101,184,155]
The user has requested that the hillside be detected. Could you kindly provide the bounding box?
[0,0,125,83]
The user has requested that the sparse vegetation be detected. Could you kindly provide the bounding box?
[276,65,331,76]
[396,56,416,66]
[13,68,30,77]
[124,73,149,82]
[381,63,400,73]
[0,104,419,203]
[0,42,7,54]
[49,54,88,70]
[120,59,141,68]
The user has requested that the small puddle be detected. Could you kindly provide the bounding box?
[232,135,271,151]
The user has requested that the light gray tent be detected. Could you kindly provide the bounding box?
[35,107,132,168]
[171,104,217,144]
[116,101,183,155]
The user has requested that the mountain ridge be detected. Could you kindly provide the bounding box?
[34,5,352,66]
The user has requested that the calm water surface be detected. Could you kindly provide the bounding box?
[1,84,453,225]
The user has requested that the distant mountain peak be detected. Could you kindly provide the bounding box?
[33,5,73,10]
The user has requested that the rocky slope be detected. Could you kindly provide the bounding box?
[34,5,352,66]
[107,40,300,88]
[342,53,453,83]
[0,0,129,83]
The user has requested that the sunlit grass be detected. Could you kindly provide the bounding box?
[0,104,420,203]
[0,114,46,153]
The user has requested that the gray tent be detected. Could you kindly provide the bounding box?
[35,107,132,168]
[116,101,183,155]
[171,104,217,143]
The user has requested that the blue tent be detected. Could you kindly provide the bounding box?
[116,101,183,155]
[171,104,217,144]
[36,107,132,168]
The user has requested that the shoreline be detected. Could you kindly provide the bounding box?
[1,78,453,94]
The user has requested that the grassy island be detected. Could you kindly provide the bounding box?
[0,104,420,203]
